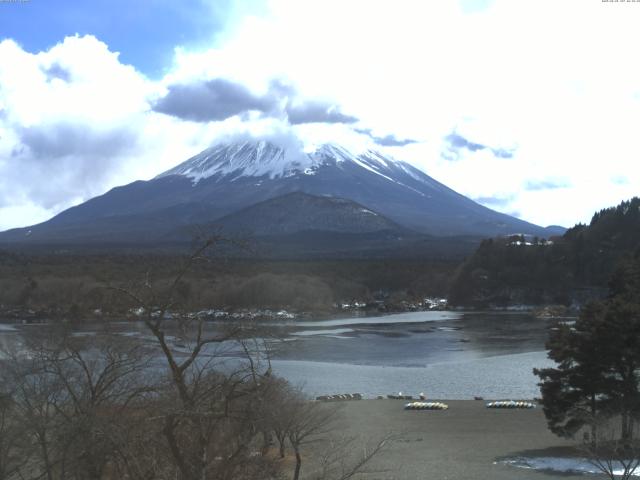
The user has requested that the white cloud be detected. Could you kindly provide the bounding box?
[1,0,640,231]
[0,35,229,229]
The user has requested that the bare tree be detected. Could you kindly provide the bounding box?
[114,238,283,480]
[0,392,29,480]
[252,376,297,459]
[41,335,154,480]
[1,329,155,480]
[282,391,395,480]
[286,393,341,480]
[309,435,393,480]
[4,347,65,480]
[582,416,640,480]
[113,237,391,480]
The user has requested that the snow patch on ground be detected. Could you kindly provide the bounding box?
[359,208,377,215]
[290,328,354,337]
[500,456,640,476]
[292,311,462,328]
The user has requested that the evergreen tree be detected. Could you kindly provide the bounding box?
[534,302,608,438]
[535,252,640,441]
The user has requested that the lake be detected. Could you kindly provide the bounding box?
[0,311,560,400]
[265,311,557,399]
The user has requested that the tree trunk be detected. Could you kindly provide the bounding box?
[200,442,207,480]
[261,431,270,456]
[163,416,193,480]
[621,410,630,442]
[591,393,598,447]
[292,448,302,480]
[37,432,55,480]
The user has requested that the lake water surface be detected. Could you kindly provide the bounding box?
[266,311,557,399]
[1,311,560,400]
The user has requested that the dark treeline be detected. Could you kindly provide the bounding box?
[3,197,639,315]
[450,197,640,307]
[0,252,457,319]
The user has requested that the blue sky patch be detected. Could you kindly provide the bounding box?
[0,0,236,77]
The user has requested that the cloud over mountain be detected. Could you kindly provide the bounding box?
[153,78,276,122]
[0,35,362,231]
[0,36,154,229]
[286,102,358,125]
[153,78,358,125]
[355,128,417,146]
[442,132,514,161]
[13,123,139,208]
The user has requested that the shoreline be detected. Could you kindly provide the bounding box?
[0,303,577,326]
[315,399,580,480]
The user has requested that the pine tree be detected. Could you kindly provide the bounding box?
[535,251,640,442]
[534,302,608,438]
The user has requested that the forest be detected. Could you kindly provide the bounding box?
[449,197,640,307]
[0,251,456,321]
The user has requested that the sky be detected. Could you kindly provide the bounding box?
[0,0,639,231]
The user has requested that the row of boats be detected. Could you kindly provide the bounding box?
[315,393,363,401]
[315,393,536,410]
[404,400,537,410]
[485,400,536,409]
[404,402,449,410]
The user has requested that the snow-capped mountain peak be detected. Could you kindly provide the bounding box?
[157,140,316,182]
[157,140,412,184]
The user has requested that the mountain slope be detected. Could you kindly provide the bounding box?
[206,191,408,236]
[163,192,482,259]
[0,140,558,249]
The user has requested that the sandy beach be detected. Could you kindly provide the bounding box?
[312,399,589,480]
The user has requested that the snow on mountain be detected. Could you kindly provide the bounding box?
[156,140,430,194]
[157,140,316,182]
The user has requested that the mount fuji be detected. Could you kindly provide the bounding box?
[0,140,562,255]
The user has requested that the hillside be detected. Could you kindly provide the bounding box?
[449,197,640,307]
[206,192,407,235]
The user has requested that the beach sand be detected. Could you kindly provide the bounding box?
[309,399,590,480]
